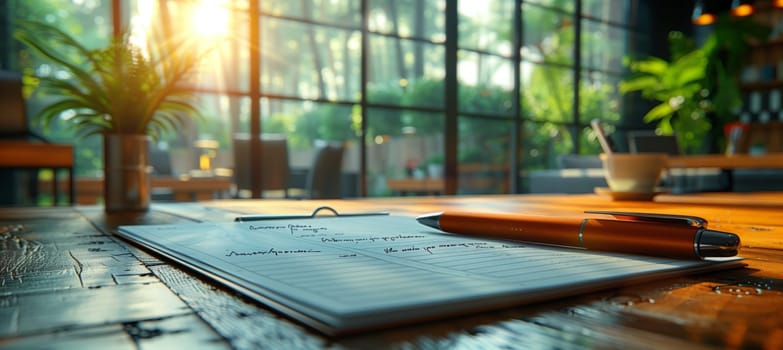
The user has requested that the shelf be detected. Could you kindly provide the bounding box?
[749,36,783,48]
[740,80,783,90]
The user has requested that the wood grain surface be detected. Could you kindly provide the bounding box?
[2,193,782,349]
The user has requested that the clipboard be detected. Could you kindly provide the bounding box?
[115,207,744,336]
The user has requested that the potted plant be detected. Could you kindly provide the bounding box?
[619,15,769,154]
[14,20,204,212]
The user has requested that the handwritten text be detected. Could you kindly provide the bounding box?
[288,224,328,235]
[383,242,526,255]
[225,248,322,257]
[320,234,426,244]
[248,225,287,231]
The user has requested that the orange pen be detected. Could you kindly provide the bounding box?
[416,210,740,260]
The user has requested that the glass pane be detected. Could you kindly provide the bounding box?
[458,0,514,56]
[582,0,629,24]
[458,51,515,115]
[524,0,575,13]
[367,35,445,109]
[521,5,574,65]
[260,99,358,150]
[148,94,249,177]
[629,32,653,58]
[261,0,361,27]
[198,8,249,92]
[11,1,112,177]
[368,0,446,42]
[193,8,249,92]
[197,94,250,146]
[366,108,444,196]
[128,1,249,92]
[521,63,573,123]
[458,117,512,194]
[255,99,360,197]
[579,71,621,124]
[579,124,605,155]
[581,20,626,73]
[521,121,575,171]
[261,18,361,101]
[12,2,111,50]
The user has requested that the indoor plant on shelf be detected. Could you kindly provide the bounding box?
[619,15,768,154]
[15,20,204,212]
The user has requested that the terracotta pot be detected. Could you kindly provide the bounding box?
[103,134,151,212]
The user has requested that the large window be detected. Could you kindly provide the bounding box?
[520,0,633,173]
[3,1,112,176]
[2,0,651,197]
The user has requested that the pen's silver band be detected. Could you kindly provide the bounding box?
[578,219,588,248]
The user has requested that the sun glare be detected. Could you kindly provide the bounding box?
[129,0,155,53]
[191,1,230,39]
[187,1,234,103]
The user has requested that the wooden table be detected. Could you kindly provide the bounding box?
[667,153,783,169]
[2,193,783,348]
[387,164,509,196]
[0,140,74,205]
[667,153,783,191]
[50,175,234,204]
[151,176,233,201]
[386,177,445,195]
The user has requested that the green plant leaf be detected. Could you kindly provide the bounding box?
[618,75,659,94]
[643,102,675,123]
[627,57,668,75]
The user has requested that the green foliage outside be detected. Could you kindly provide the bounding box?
[7,0,628,189]
[11,0,112,176]
[520,11,620,169]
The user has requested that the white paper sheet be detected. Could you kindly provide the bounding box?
[116,215,742,335]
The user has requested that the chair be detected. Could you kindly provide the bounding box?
[0,71,26,205]
[146,146,175,201]
[0,71,74,205]
[627,131,680,155]
[556,154,603,169]
[149,147,173,176]
[1,71,41,140]
[233,134,290,198]
[304,140,345,199]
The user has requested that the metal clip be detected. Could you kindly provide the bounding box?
[235,206,389,222]
[584,210,708,228]
[307,206,390,218]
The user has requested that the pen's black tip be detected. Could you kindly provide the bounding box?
[416,212,443,230]
[698,229,741,257]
